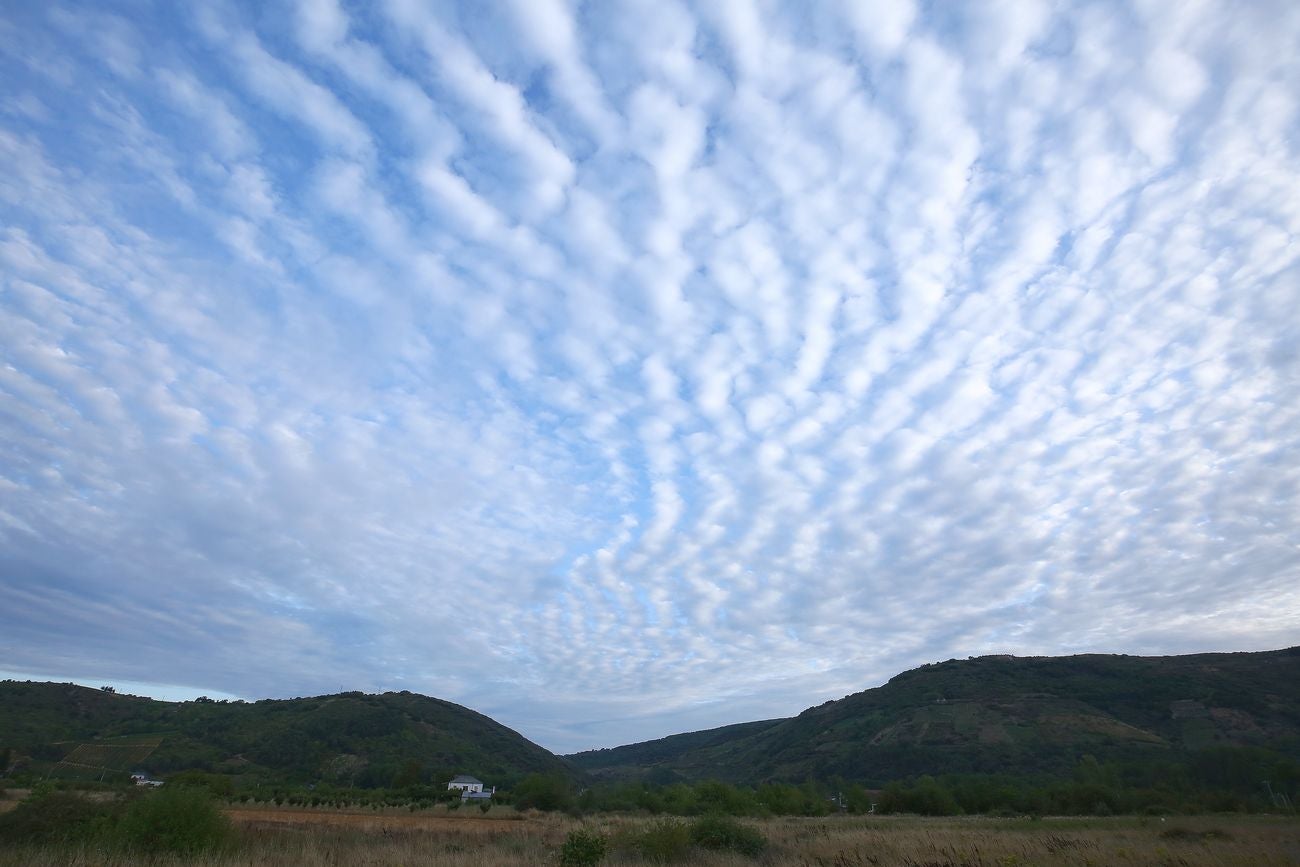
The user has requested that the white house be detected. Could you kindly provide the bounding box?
[447,774,485,794]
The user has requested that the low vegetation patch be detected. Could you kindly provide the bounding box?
[0,788,119,845]
[615,818,693,862]
[604,815,769,863]
[0,784,229,855]
[688,814,767,857]
[559,828,608,866]
[0,810,1296,866]
[116,784,231,853]
[1160,826,1234,842]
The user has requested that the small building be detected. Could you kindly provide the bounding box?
[130,772,164,787]
[447,774,485,794]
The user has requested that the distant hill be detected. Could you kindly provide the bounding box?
[569,647,1300,786]
[0,681,576,788]
[572,719,786,785]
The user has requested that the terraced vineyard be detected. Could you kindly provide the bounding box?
[49,736,164,780]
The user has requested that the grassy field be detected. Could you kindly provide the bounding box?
[0,798,1296,866]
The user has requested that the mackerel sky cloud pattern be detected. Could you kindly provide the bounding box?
[1,0,1297,751]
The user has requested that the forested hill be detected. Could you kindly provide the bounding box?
[0,681,576,788]
[569,647,1300,786]
[6,648,1298,791]
[571,719,786,783]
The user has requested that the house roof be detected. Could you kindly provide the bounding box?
[450,775,483,784]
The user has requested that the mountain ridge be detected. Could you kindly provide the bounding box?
[0,680,577,788]
[5,646,1297,790]
[568,647,1300,786]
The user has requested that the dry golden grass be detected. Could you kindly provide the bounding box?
[0,808,1296,865]
[756,814,1300,865]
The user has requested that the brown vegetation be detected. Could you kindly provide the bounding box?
[0,805,1297,865]
[226,803,542,834]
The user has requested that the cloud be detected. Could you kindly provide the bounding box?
[383,0,576,214]
[196,5,374,158]
[0,0,1297,754]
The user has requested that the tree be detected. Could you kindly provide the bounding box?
[115,785,230,854]
[324,754,368,787]
[511,773,574,812]
[879,776,959,815]
[391,759,423,789]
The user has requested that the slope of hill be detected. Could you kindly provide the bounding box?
[0,681,576,787]
[569,647,1300,786]
[572,719,785,784]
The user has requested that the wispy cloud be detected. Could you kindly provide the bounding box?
[1,0,1297,752]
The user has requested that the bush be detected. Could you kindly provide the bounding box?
[619,818,692,862]
[514,773,576,812]
[878,776,961,816]
[114,785,230,854]
[0,789,118,844]
[166,770,235,798]
[689,814,767,856]
[559,828,608,866]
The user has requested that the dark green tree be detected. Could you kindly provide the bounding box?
[392,759,423,788]
[512,773,574,812]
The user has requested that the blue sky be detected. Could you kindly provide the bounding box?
[1,0,1298,754]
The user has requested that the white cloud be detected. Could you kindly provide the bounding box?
[503,0,622,146]
[0,0,1297,755]
[211,22,375,158]
[840,0,915,61]
[383,0,576,213]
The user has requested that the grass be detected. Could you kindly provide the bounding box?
[0,800,1295,865]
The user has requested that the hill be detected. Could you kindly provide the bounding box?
[573,719,785,785]
[569,647,1300,786]
[0,681,576,788]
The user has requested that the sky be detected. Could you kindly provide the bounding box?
[1,0,1298,755]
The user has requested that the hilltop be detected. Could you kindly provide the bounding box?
[0,681,576,788]
[569,647,1300,786]
[5,647,1297,792]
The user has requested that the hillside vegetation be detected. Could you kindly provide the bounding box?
[5,647,1298,798]
[0,682,574,788]
[570,647,1300,786]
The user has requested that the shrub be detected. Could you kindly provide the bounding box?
[167,770,234,798]
[620,818,692,862]
[114,785,230,854]
[0,789,118,844]
[689,814,767,857]
[515,773,576,812]
[559,828,608,866]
